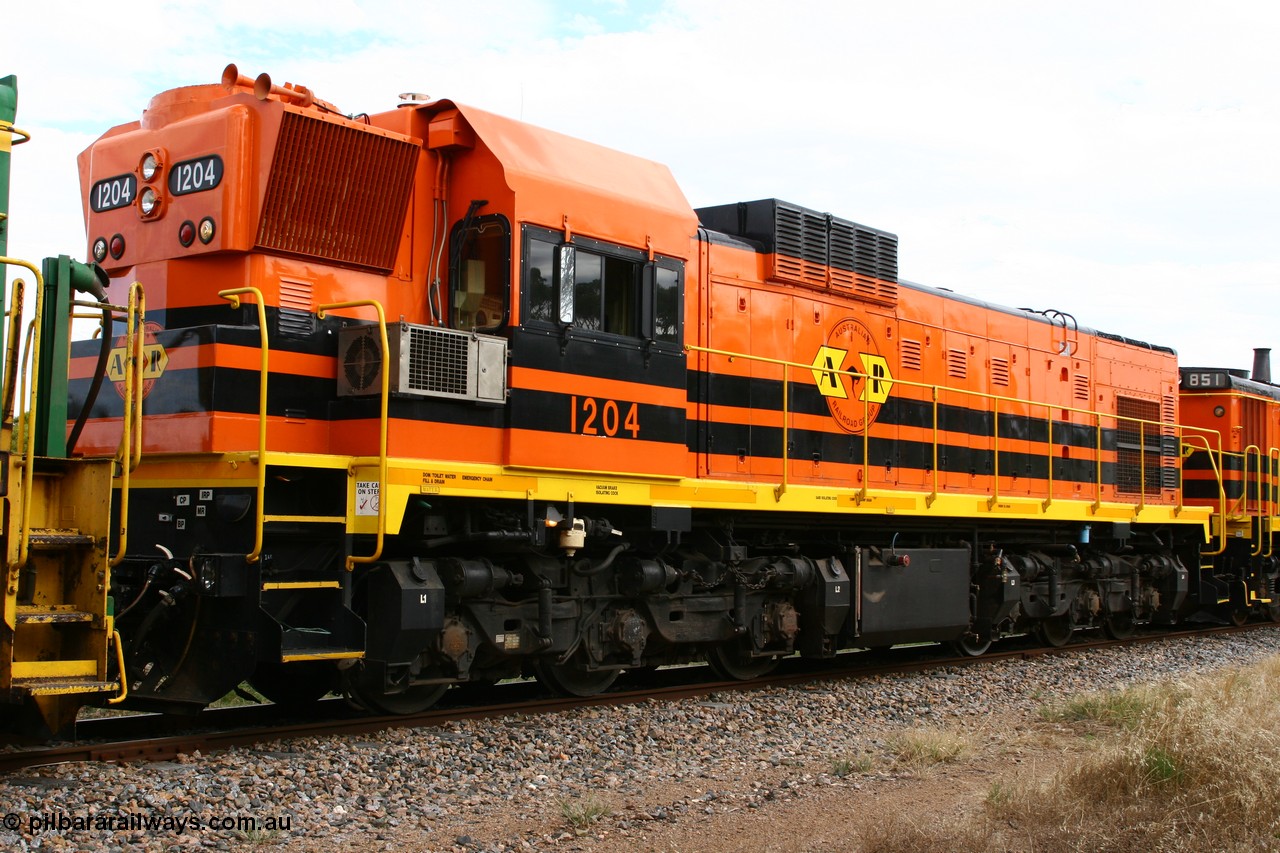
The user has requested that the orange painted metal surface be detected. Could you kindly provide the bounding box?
[68,66,1189,521]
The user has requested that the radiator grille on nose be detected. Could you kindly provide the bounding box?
[257,112,419,271]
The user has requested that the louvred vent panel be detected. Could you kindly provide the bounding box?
[695,199,899,306]
[257,113,418,271]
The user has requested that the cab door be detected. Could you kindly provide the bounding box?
[506,226,688,476]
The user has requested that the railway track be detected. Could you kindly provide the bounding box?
[1,622,1271,774]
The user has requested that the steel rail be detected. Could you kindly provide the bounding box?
[2,622,1274,774]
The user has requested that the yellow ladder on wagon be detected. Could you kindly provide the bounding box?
[1,84,126,736]
[0,257,125,736]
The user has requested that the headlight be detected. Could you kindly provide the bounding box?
[140,187,159,215]
[141,153,160,182]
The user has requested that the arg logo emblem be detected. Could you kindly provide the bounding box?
[810,317,893,434]
[108,320,168,400]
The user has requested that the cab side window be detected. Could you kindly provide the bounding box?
[521,225,682,347]
[654,266,679,344]
[526,237,557,324]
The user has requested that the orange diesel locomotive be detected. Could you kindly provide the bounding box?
[2,66,1275,733]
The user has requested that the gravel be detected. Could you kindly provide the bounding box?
[3,627,1278,852]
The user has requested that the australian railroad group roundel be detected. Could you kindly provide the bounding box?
[109,320,168,400]
[811,317,893,434]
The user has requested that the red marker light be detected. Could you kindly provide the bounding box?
[109,234,126,260]
[179,220,196,247]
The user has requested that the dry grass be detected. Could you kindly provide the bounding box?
[1040,684,1162,729]
[829,754,876,777]
[887,727,973,771]
[558,795,611,830]
[1007,658,1280,851]
[862,656,1280,853]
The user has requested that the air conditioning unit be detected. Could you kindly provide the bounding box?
[336,322,507,404]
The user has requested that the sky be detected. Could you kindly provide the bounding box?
[4,0,1279,371]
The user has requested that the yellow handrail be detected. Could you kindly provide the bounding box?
[988,397,1001,509]
[1269,447,1279,558]
[1138,416,1150,516]
[317,300,389,570]
[1,277,23,435]
[686,342,1173,518]
[110,283,146,567]
[105,627,128,705]
[927,386,940,507]
[1245,445,1264,556]
[775,368,790,501]
[1093,413,1104,513]
[15,320,35,569]
[125,284,145,471]
[1042,407,1055,512]
[0,256,46,571]
[1181,433,1227,556]
[859,390,870,504]
[0,119,31,146]
[218,288,268,564]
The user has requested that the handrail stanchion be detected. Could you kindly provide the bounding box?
[1,276,24,435]
[109,282,145,567]
[1043,402,1055,512]
[317,300,389,569]
[1182,433,1227,556]
[987,398,1000,509]
[1268,447,1280,558]
[1245,445,1263,556]
[927,386,940,508]
[775,367,789,501]
[1093,413,1104,514]
[0,257,45,570]
[218,288,268,563]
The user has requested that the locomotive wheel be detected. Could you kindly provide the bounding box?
[1036,615,1074,648]
[344,667,449,715]
[951,632,992,657]
[705,641,779,680]
[1102,612,1137,640]
[531,657,619,697]
[247,660,337,710]
[1228,607,1249,627]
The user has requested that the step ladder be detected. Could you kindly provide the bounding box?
[3,455,121,735]
[257,460,366,664]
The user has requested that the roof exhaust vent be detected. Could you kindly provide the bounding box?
[1252,348,1272,384]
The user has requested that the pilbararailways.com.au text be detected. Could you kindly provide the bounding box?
[6,810,293,835]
